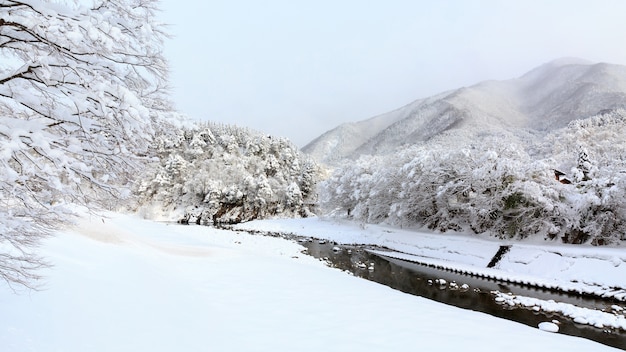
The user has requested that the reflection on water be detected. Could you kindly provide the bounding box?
[298,238,626,350]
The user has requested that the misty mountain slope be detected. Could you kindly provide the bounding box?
[352,97,471,156]
[518,61,626,129]
[353,82,529,156]
[304,59,626,163]
[301,91,450,164]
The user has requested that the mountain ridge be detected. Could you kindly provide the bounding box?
[303,59,626,164]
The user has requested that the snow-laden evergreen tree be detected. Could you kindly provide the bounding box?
[135,122,320,225]
[0,0,176,287]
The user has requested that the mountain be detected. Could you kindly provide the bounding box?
[303,59,626,164]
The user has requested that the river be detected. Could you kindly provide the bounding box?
[296,237,626,350]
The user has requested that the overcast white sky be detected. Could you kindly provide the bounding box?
[159,1,626,147]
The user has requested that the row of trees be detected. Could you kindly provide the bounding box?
[134,122,319,225]
[320,109,626,245]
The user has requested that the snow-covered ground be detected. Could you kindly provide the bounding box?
[0,212,621,351]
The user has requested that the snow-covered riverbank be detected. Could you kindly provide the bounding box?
[0,212,621,351]
[234,216,626,338]
[233,217,626,300]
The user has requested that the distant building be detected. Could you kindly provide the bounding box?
[554,170,572,184]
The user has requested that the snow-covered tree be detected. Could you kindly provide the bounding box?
[0,0,174,287]
[135,122,320,225]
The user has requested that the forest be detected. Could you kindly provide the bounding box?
[320,109,626,245]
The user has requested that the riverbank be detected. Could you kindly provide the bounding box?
[0,211,618,351]
[232,217,626,301]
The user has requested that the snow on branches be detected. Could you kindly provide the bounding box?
[0,0,174,287]
[135,122,320,225]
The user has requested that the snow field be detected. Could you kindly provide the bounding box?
[0,212,620,351]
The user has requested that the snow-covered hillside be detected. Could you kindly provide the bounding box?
[302,91,449,164]
[303,59,626,163]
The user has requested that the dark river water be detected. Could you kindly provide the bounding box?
[296,238,626,350]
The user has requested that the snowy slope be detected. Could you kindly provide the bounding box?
[0,211,620,351]
[301,92,446,164]
[304,59,626,163]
